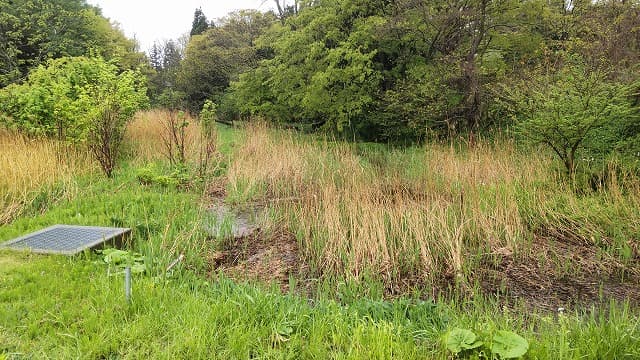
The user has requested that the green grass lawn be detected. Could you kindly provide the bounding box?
[0,251,444,359]
[2,249,639,359]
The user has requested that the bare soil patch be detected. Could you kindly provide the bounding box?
[478,229,640,312]
[205,223,640,312]
[207,228,309,293]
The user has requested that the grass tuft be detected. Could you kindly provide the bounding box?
[0,130,92,224]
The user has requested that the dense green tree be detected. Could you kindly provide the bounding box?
[227,0,639,143]
[149,42,163,71]
[0,56,148,142]
[232,0,386,136]
[273,0,316,22]
[0,0,147,87]
[177,10,276,112]
[161,40,183,86]
[231,0,527,139]
[515,65,636,176]
[147,39,186,106]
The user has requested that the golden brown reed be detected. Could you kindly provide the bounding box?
[226,124,639,291]
[126,109,208,164]
[0,130,91,224]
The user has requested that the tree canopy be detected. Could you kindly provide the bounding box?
[177,10,276,112]
[220,0,639,142]
[190,7,210,37]
[0,0,148,87]
[0,56,148,141]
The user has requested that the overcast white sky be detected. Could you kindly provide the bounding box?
[87,0,274,53]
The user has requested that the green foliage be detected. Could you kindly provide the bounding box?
[98,248,147,274]
[0,0,147,87]
[491,330,529,359]
[232,1,384,136]
[445,328,483,354]
[156,88,187,110]
[515,64,636,176]
[190,7,210,37]
[0,56,148,143]
[373,63,464,141]
[229,0,536,139]
[135,165,156,185]
[135,163,191,189]
[83,63,149,174]
[0,56,147,177]
[147,39,184,107]
[200,99,218,135]
[224,0,640,143]
[177,10,275,112]
[445,328,529,359]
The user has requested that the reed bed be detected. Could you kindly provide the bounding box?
[227,124,640,290]
[126,109,210,164]
[0,130,91,224]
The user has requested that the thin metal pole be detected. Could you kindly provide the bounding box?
[125,266,131,304]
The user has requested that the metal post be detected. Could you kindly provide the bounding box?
[125,266,131,304]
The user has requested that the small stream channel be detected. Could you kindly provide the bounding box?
[202,202,265,238]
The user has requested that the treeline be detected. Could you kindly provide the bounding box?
[1,0,639,179]
[153,0,639,179]
[159,1,639,139]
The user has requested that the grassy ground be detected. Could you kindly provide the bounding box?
[1,113,639,359]
[0,251,445,359]
[2,250,639,359]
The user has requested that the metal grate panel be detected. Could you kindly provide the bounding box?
[1,225,130,255]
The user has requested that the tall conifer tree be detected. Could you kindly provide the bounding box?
[190,7,209,37]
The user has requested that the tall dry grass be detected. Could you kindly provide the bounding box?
[0,130,92,224]
[126,110,209,164]
[227,124,640,291]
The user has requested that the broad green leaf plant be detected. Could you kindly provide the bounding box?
[445,327,529,359]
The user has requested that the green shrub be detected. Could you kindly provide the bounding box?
[515,64,636,177]
[0,56,148,142]
[136,164,192,189]
[0,56,148,177]
[136,165,157,185]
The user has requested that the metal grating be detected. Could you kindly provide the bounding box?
[0,225,130,255]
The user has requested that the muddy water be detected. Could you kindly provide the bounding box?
[203,203,264,238]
